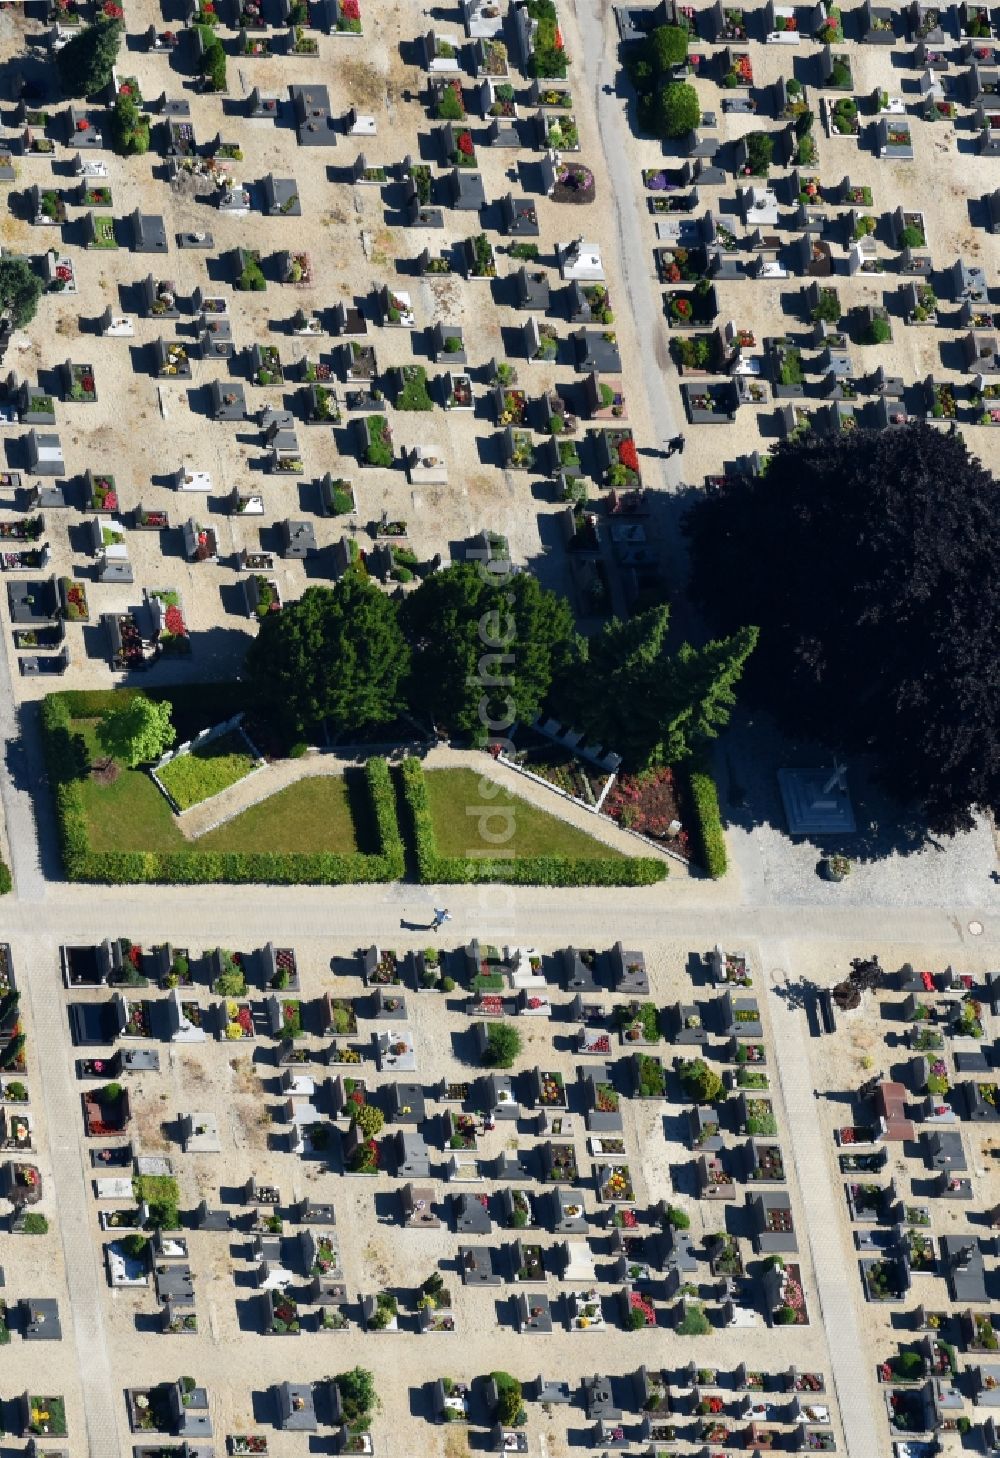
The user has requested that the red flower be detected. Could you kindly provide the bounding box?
[119,83,132,95]
[102,0,123,14]
[76,119,90,131]
[342,0,360,16]
[164,605,186,636]
[457,131,474,155]
[82,374,94,392]
[617,439,639,472]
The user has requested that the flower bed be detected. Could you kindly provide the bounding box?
[538,1071,566,1107]
[224,1000,254,1039]
[545,1143,578,1181]
[603,767,689,854]
[61,578,90,623]
[68,364,96,402]
[449,1112,478,1150]
[553,163,595,204]
[364,416,393,468]
[600,1164,634,1201]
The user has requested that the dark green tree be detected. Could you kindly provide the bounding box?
[678,1057,723,1104]
[657,627,759,763]
[334,1368,377,1427]
[56,17,123,98]
[111,93,150,154]
[556,606,755,769]
[648,22,688,68]
[655,81,701,138]
[402,563,576,737]
[245,579,410,737]
[482,1022,522,1068]
[0,257,42,330]
[490,1373,524,1426]
[97,695,175,768]
[686,423,1000,835]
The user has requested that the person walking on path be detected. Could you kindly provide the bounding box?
[431,908,452,932]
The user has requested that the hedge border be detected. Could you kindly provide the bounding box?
[41,692,403,886]
[398,756,667,887]
[687,768,727,879]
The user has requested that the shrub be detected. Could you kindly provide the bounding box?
[237,256,266,292]
[440,975,456,992]
[688,769,726,877]
[775,1305,797,1324]
[899,225,924,249]
[865,316,891,345]
[289,741,309,759]
[398,756,666,887]
[111,92,149,154]
[0,861,10,895]
[204,38,227,91]
[214,968,246,998]
[351,1102,385,1139]
[678,1057,723,1104]
[22,1213,49,1235]
[677,1304,710,1335]
[491,1372,524,1426]
[665,1205,690,1230]
[335,1368,377,1429]
[436,84,464,120]
[0,257,43,330]
[746,132,774,176]
[483,1022,522,1068]
[396,366,433,412]
[811,292,841,324]
[364,416,394,467]
[648,23,688,69]
[57,17,122,97]
[655,81,700,138]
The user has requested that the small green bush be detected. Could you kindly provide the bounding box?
[483,1022,522,1068]
[677,1304,711,1336]
[22,1213,49,1235]
[0,860,11,895]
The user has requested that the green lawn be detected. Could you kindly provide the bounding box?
[157,733,257,811]
[70,717,371,856]
[75,719,185,853]
[422,767,626,861]
[199,776,365,854]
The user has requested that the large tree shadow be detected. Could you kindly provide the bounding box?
[716,708,946,864]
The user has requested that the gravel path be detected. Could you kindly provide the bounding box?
[765,951,883,1458]
[574,0,684,485]
[22,937,123,1458]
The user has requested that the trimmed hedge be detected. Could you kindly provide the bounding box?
[398,756,666,886]
[41,693,403,885]
[688,769,727,879]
